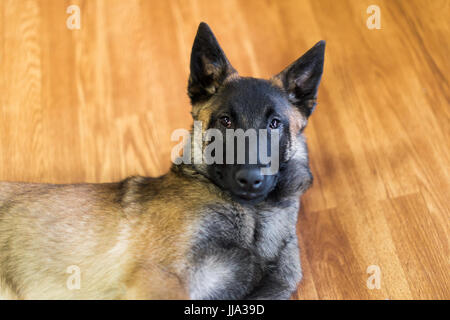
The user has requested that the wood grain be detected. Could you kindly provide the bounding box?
[0,0,448,299]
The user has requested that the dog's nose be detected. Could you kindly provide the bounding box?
[234,167,264,192]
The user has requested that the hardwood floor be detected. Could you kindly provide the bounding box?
[0,0,448,299]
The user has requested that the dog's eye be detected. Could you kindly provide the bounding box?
[269,118,281,129]
[220,116,232,128]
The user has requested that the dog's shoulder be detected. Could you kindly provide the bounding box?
[192,195,300,259]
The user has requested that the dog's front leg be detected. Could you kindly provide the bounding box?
[245,235,302,300]
[188,246,262,300]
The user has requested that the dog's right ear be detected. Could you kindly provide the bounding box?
[188,22,237,104]
[273,41,325,118]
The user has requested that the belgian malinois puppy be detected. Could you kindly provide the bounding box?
[0,22,325,300]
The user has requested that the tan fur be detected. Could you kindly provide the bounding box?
[0,171,226,299]
[192,73,238,127]
[195,101,215,129]
[269,76,284,89]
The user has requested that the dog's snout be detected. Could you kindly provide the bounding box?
[234,167,264,192]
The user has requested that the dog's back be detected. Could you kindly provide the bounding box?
[0,181,27,206]
[0,182,127,298]
[0,179,196,299]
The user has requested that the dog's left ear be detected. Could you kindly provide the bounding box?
[273,41,325,117]
[188,22,237,104]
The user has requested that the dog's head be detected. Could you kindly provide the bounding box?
[187,22,325,204]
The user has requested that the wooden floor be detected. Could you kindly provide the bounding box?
[0,0,449,299]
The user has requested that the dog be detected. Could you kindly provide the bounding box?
[0,22,325,299]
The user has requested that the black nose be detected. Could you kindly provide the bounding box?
[234,167,264,192]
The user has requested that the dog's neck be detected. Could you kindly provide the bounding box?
[170,156,311,208]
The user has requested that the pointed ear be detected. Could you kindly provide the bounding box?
[273,41,325,117]
[188,22,237,104]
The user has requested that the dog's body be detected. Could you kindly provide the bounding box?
[0,23,325,299]
[0,158,306,299]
